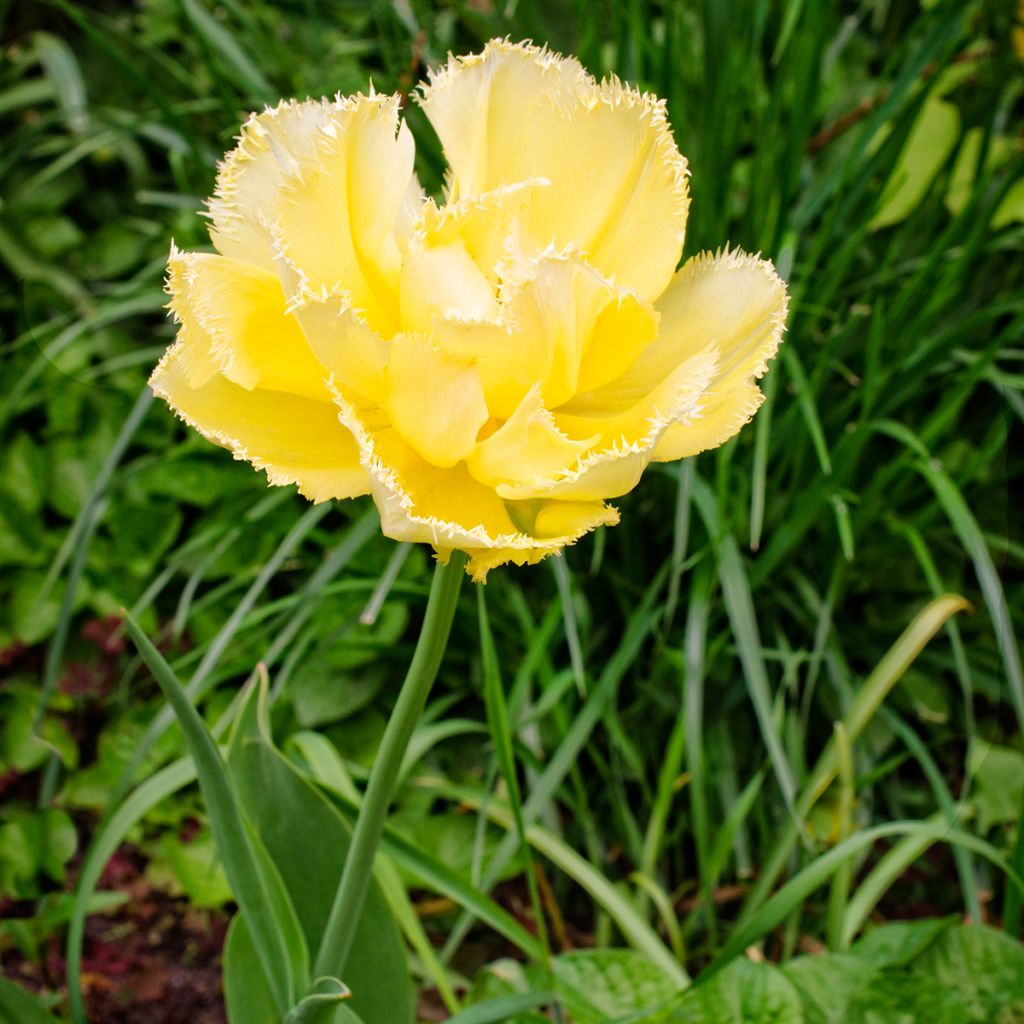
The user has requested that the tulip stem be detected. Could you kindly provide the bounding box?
[314,549,467,982]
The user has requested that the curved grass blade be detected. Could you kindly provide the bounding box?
[709,821,1023,976]
[418,778,688,988]
[441,992,558,1024]
[739,592,971,925]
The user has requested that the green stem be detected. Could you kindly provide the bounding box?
[314,550,467,981]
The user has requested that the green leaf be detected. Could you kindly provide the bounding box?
[121,611,309,1016]
[850,919,953,968]
[552,950,683,1024]
[0,808,76,898]
[284,978,364,1024]
[223,914,281,1024]
[2,434,46,514]
[179,0,274,99]
[908,924,1024,1021]
[969,740,1024,833]
[0,977,62,1024]
[226,678,413,1024]
[782,954,876,1024]
[448,992,556,1024]
[293,664,386,729]
[33,31,88,133]
[145,828,233,908]
[870,96,960,230]
[673,959,804,1023]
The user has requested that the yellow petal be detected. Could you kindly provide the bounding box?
[333,392,617,578]
[533,500,618,539]
[164,249,220,389]
[500,345,720,501]
[399,236,498,333]
[435,250,657,418]
[432,314,544,422]
[466,386,597,489]
[561,248,787,462]
[419,39,689,300]
[149,344,368,502]
[416,179,548,284]
[465,501,619,581]
[654,383,765,462]
[272,93,415,336]
[167,248,327,401]
[383,334,490,467]
[208,98,347,273]
[353,422,522,546]
[577,248,788,416]
[288,287,389,406]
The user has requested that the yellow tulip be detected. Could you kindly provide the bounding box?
[151,40,788,580]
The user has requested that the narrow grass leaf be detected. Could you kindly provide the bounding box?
[693,476,799,820]
[741,593,971,924]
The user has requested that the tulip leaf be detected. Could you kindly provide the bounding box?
[0,977,63,1024]
[284,978,364,1024]
[121,611,309,1016]
[223,914,278,1024]
[226,676,413,1024]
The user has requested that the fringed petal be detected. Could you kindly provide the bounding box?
[419,39,689,300]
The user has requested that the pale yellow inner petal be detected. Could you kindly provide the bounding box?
[399,237,498,333]
[272,95,413,336]
[383,333,490,467]
[289,289,389,406]
[466,386,597,489]
[419,40,689,300]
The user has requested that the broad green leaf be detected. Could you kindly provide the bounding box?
[293,664,386,729]
[145,828,233,908]
[673,959,804,1024]
[552,950,684,1024]
[908,924,1024,1021]
[0,977,62,1024]
[0,808,76,898]
[782,954,877,1024]
[223,914,280,1024]
[226,679,413,1024]
[850,919,953,968]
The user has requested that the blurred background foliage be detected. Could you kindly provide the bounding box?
[1,0,1023,1020]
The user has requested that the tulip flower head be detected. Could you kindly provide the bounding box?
[152,39,788,580]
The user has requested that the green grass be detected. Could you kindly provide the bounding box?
[1,0,1023,1021]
